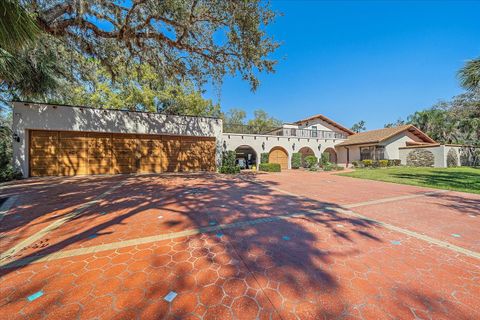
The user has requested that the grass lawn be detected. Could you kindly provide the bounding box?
[338,167,480,194]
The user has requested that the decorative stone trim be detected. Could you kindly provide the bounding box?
[406,149,434,167]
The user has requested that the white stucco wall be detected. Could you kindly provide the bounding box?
[297,118,337,132]
[336,131,427,166]
[12,102,223,177]
[443,146,462,167]
[380,131,425,159]
[399,146,446,167]
[222,133,343,169]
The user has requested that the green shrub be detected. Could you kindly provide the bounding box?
[362,159,373,167]
[334,165,345,171]
[320,152,330,166]
[322,163,333,171]
[260,152,269,164]
[352,161,359,167]
[259,163,281,172]
[219,165,240,174]
[219,150,240,174]
[291,153,301,169]
[379,160,389,167]
[304,155,318,168]
[0,126,22,182]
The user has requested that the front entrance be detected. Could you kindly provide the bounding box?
[323,147,337,164]
[299,147,315,167]
[269,147,289,170]
[235,145,257,169]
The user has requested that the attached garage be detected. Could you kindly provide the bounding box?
[268,147,289,170]
[29,131,216,177]
[13,102,222,178]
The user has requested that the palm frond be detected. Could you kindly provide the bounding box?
[458,57,480,91]
[0,0,40,51]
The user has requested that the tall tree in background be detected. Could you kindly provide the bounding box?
[223,108,247,125]
[222,108,281,134]
[247,109,282,133]
[21,0,279,91]
[351,120,366,133]
[384,118,405,128]
[458,57,480,91]
[66,61,220,116]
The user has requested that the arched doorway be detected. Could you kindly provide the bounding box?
[269,146,288,170]
[323,147,337,164]
[299,147,315,167]
[235,145,257,169]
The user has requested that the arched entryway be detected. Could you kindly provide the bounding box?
[269,146,289,170]
[323,147,337,164]
[235,145,257,169]
[298,147,315,167]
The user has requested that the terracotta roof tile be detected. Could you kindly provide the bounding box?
[336,125,436,147]
[294,114,355,135]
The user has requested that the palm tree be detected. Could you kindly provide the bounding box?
[0,0,40,52]
[458,57,480,92]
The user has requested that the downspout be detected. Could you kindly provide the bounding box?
[345,147,350,167]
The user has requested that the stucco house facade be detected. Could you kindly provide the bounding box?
[11,102,471,178]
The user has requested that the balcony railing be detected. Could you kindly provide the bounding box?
[223,124,348,139]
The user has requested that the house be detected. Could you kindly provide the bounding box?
[11,101,468,178]
[224,116,467,169]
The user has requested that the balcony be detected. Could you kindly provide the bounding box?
[223,124,348,140]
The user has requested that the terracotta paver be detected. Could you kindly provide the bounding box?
[0,171,479,319]
[255,170,480,252]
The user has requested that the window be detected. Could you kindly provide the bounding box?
[311,126,317,138]
[360,147,373,160]
[375,146,385,160]
[291,128,296,136]
[360,146,385,160]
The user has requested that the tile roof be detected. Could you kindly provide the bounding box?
[294,114,355,135]
[336,125,436,147]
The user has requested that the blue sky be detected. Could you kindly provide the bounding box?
[204,1,480,129]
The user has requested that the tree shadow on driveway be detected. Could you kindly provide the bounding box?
[0,173,476,319]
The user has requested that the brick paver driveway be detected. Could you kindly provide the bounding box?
[0,171,479,319]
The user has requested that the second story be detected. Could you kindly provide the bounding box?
[223,114,354,141]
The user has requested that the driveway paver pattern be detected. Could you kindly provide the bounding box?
[0,171,479,319]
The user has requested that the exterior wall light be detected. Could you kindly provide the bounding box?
[292,143,295,151]
[262,142,265,150]
[222,140,227,150]
[13,133,20,143]
[318,144,322,151]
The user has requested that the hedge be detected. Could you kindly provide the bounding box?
[259,163,281,172]
[304,155,318,168]
[260,152,269,164]
[379,160,389,167]
[320,152,330,166]
[291,152,301,169]
[219,150,240,174]
[361,159,401,168]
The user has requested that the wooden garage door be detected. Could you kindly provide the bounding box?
[268,147,288,170]
[29,131,216,177]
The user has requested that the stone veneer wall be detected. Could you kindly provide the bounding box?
[406,149,435,167]
[446,149,459,167]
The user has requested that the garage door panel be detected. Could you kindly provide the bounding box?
[58,166,88,176]
[30,130,215,176]
[30,147,57,157]
[30,168,58,176]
